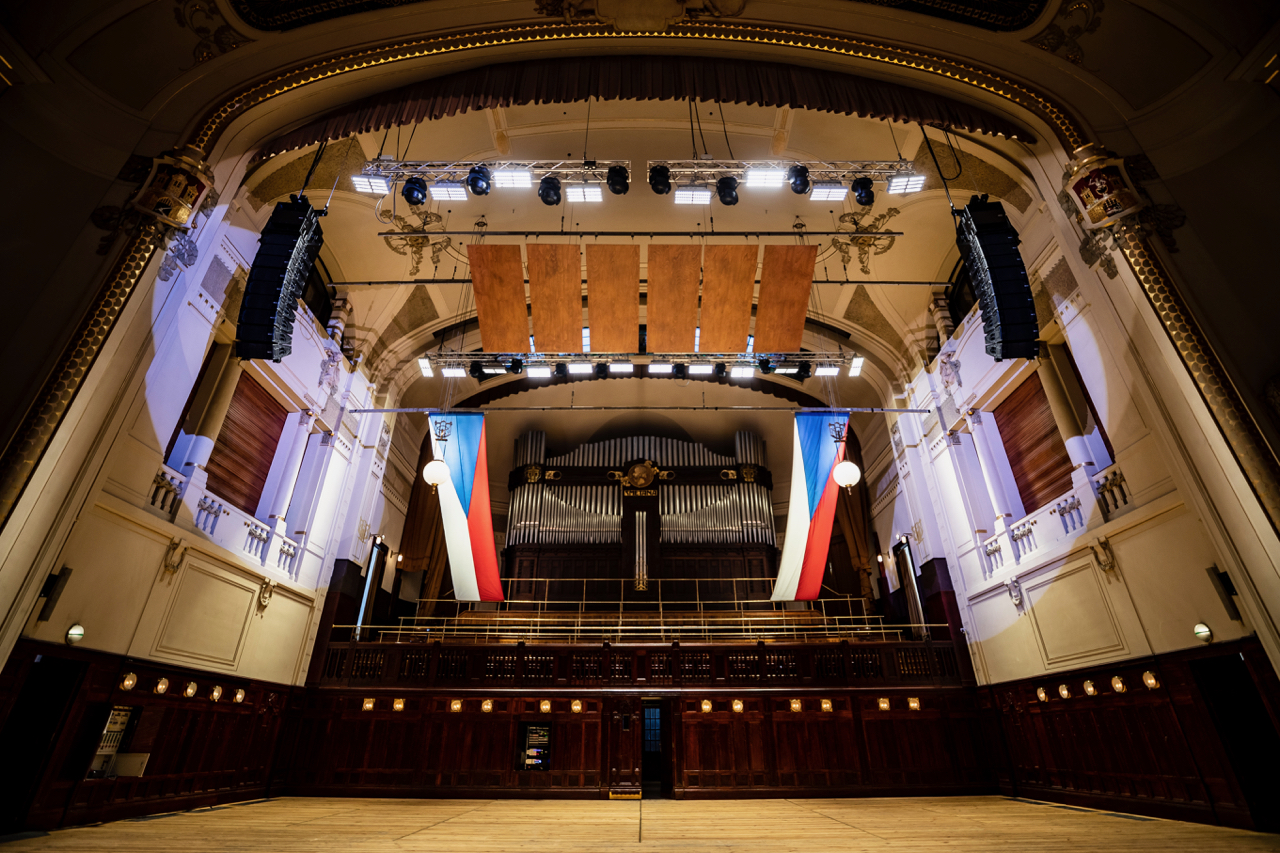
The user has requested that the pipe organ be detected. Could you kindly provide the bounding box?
[505,431,778,607]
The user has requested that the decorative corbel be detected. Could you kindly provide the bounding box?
[258,578,277,610]
[1090,537,1117,578]
[1005,578,1024,612]
[162,537,189,578]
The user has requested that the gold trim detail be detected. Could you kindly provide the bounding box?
[0,225,164,525]
[1116,228,1280,533]
[187,21,1085,154]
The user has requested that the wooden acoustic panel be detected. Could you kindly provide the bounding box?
[205,372,288,515]
[527,244,582,353]
[645,245,702,353]
[698,245,759,353]
[466,244,528,352]
[585,245,640,353]
[753,245,816,353]
[992,371,1074,513]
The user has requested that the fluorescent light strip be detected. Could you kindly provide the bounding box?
[774,366,799,374]
[674,185,712,205]
[648,363,674,374]
[810,183,848,201]
[744,169,786,188]
[688,364,714,375]
[567,362,593,374]
[351,175,390,194]
[441,367,467,377]
[887,175,926,194]
[417,357,434,377]
[609,363,634,373]
[429,182,467,201]
[566,185,603,203]
[815,366,840,376]
[493,170,532,188]
[730,366,754,378]
[847,357,865,377]
[526,366,553,378]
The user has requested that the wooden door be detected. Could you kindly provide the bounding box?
[605,697,642,793]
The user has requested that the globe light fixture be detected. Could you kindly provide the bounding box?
[423,459,451,495]
[833,460,862,492]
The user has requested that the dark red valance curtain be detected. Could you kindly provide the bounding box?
[256,55,1033,159]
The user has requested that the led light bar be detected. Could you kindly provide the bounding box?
[674,185,712,205]
[441,366,467,377]
[887,174,926,194]
[609,362,634,373]
[493,170,532,188]
[774,366,799,374]
[526,366,553,378]
[648,363,674,374]
[566,185,603,203]
[730,365,754,378]
[688,364,715,375]
[567,362,593,374]
[417,357,434,377]
[482,365,506,374]
[429,182,467,201]
[744,169,786,188]
[815,365,841,376]
[351,175,390,194]
[847,356,866,377]
[810,183,848,201]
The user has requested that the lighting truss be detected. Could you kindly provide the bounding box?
[422,351,864,379]
[649,159,916,186]
[356,158,631,188]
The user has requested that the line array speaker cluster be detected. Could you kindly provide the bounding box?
[236,197,323,362]
[957,195,1039,361]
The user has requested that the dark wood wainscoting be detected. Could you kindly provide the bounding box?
[0,639,294,831]
[985,638,1280,831]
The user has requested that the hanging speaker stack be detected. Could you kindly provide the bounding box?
[236,197,324,362]
[956,195,1039,361]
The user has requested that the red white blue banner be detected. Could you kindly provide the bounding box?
[428,413,504,602]
[772,412,848,601]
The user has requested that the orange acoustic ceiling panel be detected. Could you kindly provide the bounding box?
[466,244,528,353]
[586,245,640,353]
[753,245,817,353]
[697,245,759,353]
[526,244,582,353]
[645,245,702,353]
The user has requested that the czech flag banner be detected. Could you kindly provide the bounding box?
[772,412,848,601]
[428,413,504,602]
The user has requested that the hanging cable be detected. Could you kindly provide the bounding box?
[402,121,419,160]
[717,102,735,160]
[693,100,710,157]
[583,97,592,160]
[298,138,328,197]
[376,126,390,158]
[920,124,958,214]
[942,128,965,181]
[687,100,698,159]
[886,121,903,160]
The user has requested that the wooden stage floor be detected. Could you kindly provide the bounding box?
[5,796,1278,852]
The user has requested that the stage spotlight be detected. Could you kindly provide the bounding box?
[716,176,739,206]
[554,363,568,378]
[714,362,728,377]
[673,363,688,379]
[788,165,810,195]
[649,165,672,195]
[796,362,812,380]
[402,176,428,206]
[853,177,875,206]
[757,358,774,374]
[594,363,608,379]
[607,165,629,195]
[815,365,841,376]
[469,360,484,378]
[507,358,524,374]
[466,165,492,196]
[538,176,562,206]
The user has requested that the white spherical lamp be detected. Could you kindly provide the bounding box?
[423,459,450,494]
[832,460,861,492]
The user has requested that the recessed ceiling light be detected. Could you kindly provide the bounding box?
[429,182,467,201]
[493,170,532,188]
[566,185,603,203]
[810,183,848,201]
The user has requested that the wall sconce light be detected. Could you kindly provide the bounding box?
[700,700,712,713]
[732,699,744,713]
[1111,676,1126,693]
[450,699,463,712]
[1083,680,1097,696]
[393,698,405,712]
[184,681,198,698]
[878,698,890,711]
[571,700,583,713]
[155,678,169,695]
[1193,622,1212,643]
[540,700,552,713]
[820,699,833,713]
[362,698,375,711]
[120,672,137,691]
[210,686,223,702]
[908,697,921,711]
[481,699,493,713]
[234,689,245,703]
[65,624,85,645]
[1058,685,1071,700]
[790,699,802,712]
[1142,671,1160,690]
[1036,687,1048,702]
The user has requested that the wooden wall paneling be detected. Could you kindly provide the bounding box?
[991,371,1074,512]
[752,245,816,353]
[585,245,640,353]
[527,244,583,353]
[697,246,758,353]
[467,244,529,352]
[205,372,288,514]
[645,245,702,353]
